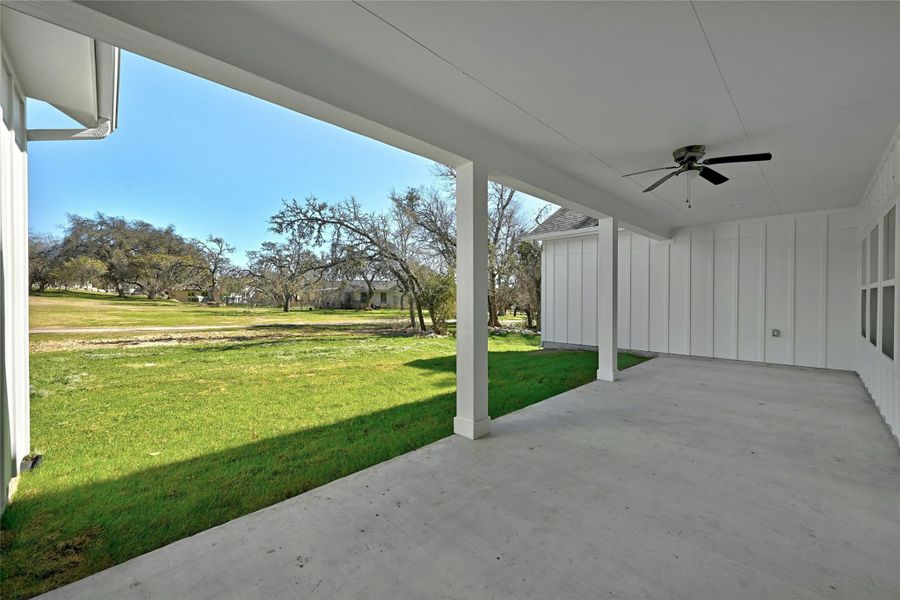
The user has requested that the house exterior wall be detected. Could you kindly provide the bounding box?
[1,49,30,510]
[856,124,899,442]
[317,285,404,309]
[541,206,859,372]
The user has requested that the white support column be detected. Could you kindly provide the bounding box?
[454,162,490,439]
[597,217,619,381]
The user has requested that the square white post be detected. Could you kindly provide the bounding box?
[597,217,618,381]
[454,162,490,439]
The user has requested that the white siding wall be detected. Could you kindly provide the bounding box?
[542,206,858,372]
[1,49,30,510]
[856,124,900,442]
[541,235,598,348]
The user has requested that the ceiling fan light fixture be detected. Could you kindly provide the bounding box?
[683,169,699,208]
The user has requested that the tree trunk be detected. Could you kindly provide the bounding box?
[282,295,292,312]
[487,294,501,328]
[415,299,427,331]
[407,295,416,329]
[365,278,375,309]
[117,284,126,298]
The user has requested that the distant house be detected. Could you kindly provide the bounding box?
[222,292,252,305]
[169,289,205,303]
[316,280,404,309]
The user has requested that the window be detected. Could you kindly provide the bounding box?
[861,239,867,286]
[861,289,867,337]
[380,292,387,304]
[868,226,879,347]
[885,207,896,282]
[870,287,878,346]
[883,286,895,359]
[883,207,897,360]
[869,226,879,285]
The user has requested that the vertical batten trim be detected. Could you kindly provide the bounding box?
[760,221,767,362]
[541,241,547,342]
[564,239,569,344]
[733,227,740,359]
[788,217,796,364]
[646,236,651,351]
[578,238,584,346]
[665,241,671,353]
[709,228,715,356]
[820,214,829,367]
[687,229,693,355]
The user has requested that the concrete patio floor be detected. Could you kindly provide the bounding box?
[40,356,900,599]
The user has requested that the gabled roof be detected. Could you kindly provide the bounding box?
[526,208,598,239]
[343,280,400,292]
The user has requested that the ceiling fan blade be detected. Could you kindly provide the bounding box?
[702,152,772,165]
[621,165,677,178]
[699,166,729,185]
[643,169,682,193]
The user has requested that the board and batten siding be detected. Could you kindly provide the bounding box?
[1,48,30,510]
[856,123,899,442]
[541,207,858,371]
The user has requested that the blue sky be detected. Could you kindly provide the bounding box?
[28,51,549,265]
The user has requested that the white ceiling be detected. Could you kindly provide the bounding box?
[10,1,900,236]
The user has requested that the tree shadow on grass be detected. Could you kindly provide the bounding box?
[0,348,628,599]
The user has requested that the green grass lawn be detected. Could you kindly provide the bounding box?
[1,325,648,599]
[8,292,648,597]
[29,290,410,330]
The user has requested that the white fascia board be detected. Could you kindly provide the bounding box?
[524,227,599,242]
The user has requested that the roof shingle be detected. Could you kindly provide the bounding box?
[527,207,598,238]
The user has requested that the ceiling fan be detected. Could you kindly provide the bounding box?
[622,145,772,207]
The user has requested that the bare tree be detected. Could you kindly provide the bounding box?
[332,243,385,309]
[270,196,429,330]
[514,240,542,329]
[431,166,530,327]
[392,186,456,270]
[246,241,330,312]
[194,235,235,302]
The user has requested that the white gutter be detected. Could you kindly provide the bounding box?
[26,41,119,142]
[28,117,112,141]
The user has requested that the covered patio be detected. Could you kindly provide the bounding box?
[38,356,900,599]
[2,2,899,597]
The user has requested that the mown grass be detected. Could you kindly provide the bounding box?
[29,290,410,330]
[1,326,648,599]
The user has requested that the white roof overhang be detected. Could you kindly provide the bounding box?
[1,6,118,132]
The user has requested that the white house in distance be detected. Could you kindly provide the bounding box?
[1,2,898,597]
[1,7,120,509]
[316,279,405,309]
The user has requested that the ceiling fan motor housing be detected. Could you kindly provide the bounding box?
[673,145,707,165]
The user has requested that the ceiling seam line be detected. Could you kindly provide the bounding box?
[689,0,782,215]
[351,0,635,180]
